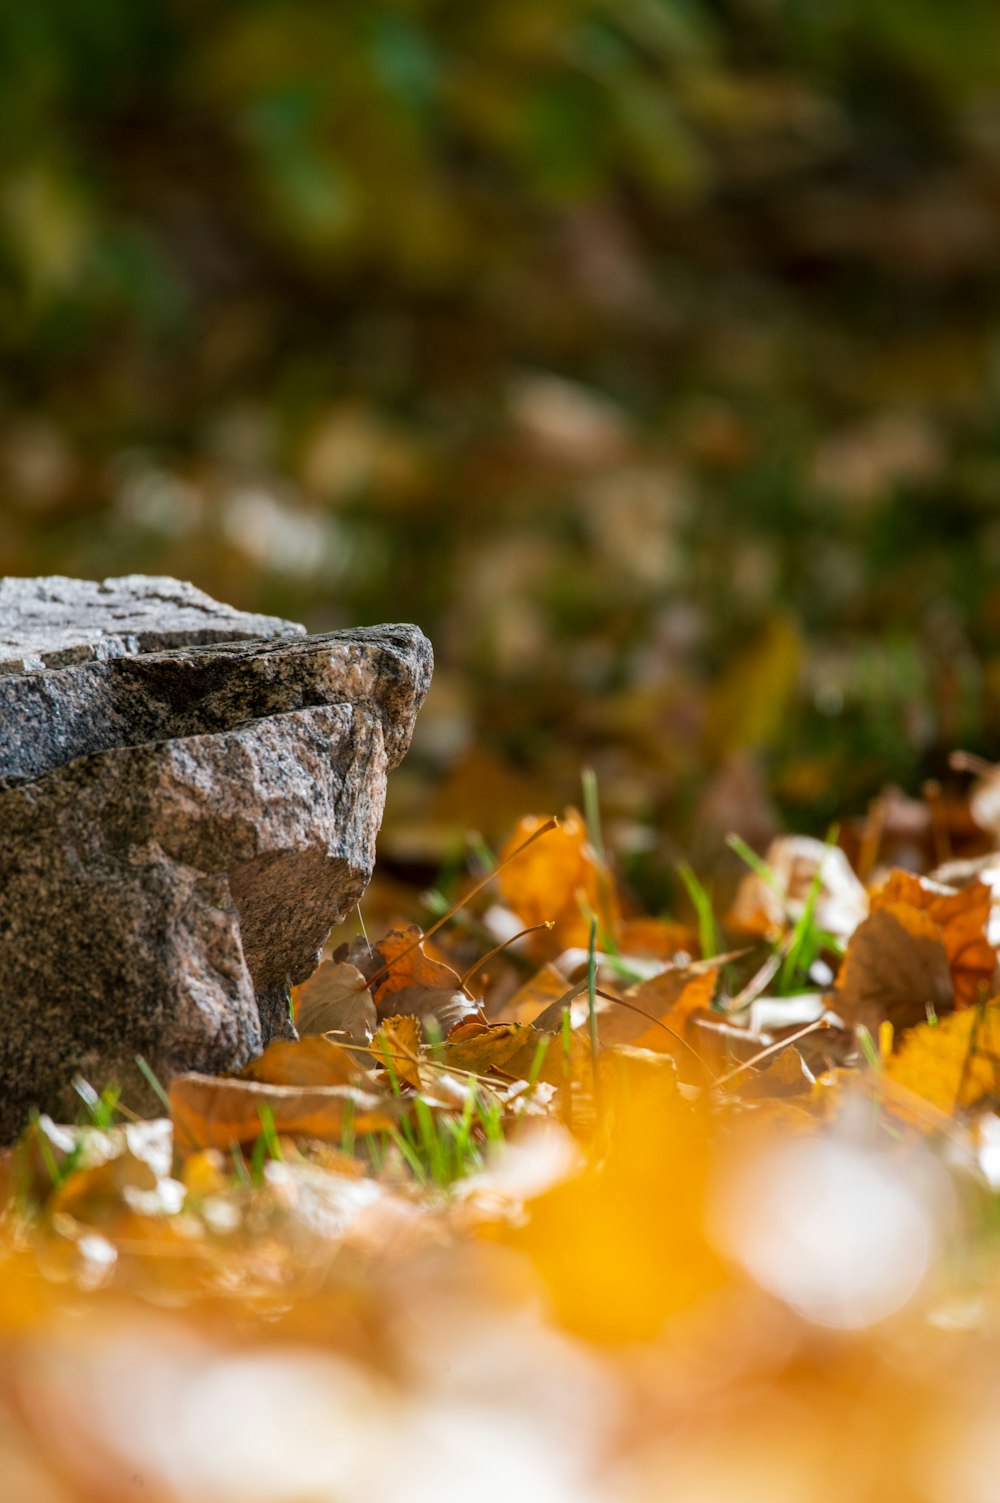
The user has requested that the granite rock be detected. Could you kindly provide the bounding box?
[0,576,432,1139]
[0,573,303,674]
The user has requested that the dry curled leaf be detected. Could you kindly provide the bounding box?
[834,902,953,1035]
[371,1015,422,1090]
[292,960,376,1044]
[870,871,996,1008]
[442,1021,544,1080]
[169,1075,401,1152]
[728,835,869,942]
[498,809,617,956]
[365,927,469,1010]
[382,985,483,1037]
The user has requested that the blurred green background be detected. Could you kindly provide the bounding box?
[4,0,1000,880]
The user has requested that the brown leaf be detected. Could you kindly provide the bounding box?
[870,870,996,1008]
[241,1037,366,1088]
[735,1046,813,1100]
[834,903,954,1034]
[169,1075,400,1152]
[383,985,483,1037]
[292,960,376,1044]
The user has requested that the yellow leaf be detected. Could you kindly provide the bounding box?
[371,1015,422,1089]
[442,1022,542,1078]
[884,1004,1000,1116]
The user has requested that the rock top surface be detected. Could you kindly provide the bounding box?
[0,575,432,1139]
[0,573,303,674]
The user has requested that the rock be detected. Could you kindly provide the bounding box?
[0,572,303,674]
[0,576,432,1139]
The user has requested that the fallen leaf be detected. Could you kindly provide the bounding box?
[442,1022,544,1079]
[495,962,575,1025]
[381,985,483,1037]
[241,1037,366,1088]
[626,964,720,1048]
[884,1003,1000,1116]
[292,960,376,1044]
[371,1015,422,1089]
[364,927,469,1010]
[169,1075,400,1152]
[734,1046,814,1100]
[870,871,996,1008]
[728,835,869,942]
[834,903,954,1034]
[566,965,719,1052]
[497,808,618,955]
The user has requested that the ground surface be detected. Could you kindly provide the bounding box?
[5,772,1000,1502]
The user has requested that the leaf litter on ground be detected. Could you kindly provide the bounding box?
[10,782,1000,1499]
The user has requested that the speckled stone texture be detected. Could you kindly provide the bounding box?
[0,573,303,674]
[0,576,432,1139]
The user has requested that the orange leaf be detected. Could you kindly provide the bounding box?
[623,965,720,1051]
[368,927,467,1010]
[241,1037,365,1088]
[870,871,996,1008]
[497,809,618,956]
[169,1075,400,1152]
[496,962,576,1025]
